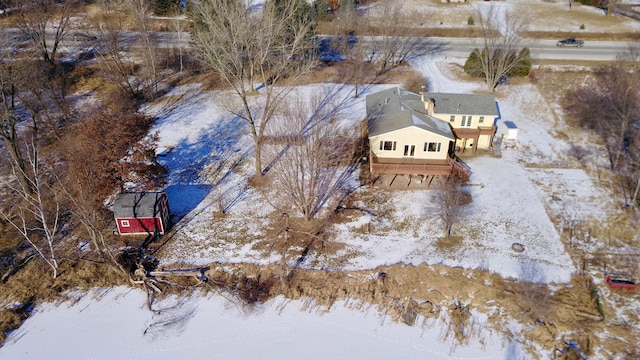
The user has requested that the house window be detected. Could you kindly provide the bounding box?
[380,141,396,151]
[479,116,485,124]
[403,145,416,157]
[466,116,472,127]
[424,142,441,152]
[461,116,472,128]
[449,115,455,123]
[121,220,130,228]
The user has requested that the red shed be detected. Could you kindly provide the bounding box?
[113,192,171,236]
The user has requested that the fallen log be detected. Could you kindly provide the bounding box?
[148,267,210,282]
[574,310,602,321]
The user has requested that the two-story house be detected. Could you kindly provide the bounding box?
[422,92,499,154]
[366,87,471,183]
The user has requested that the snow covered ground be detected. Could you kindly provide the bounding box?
[1,1,637,358]
[0,287,515,360]
[147,56,579,284]
[0,54,589,360]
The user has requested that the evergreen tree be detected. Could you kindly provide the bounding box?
[463,48,484,77]
[154,0,179,16]
[509,48,531,77]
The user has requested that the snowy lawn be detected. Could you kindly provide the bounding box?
[146,56,580,285]
[2,1,639,358]
[0,286,516,360]
[2,52,619,360]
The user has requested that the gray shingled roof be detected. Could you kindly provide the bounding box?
[366,87,455,140]
[113,192,165,218]
[422,92,498,116]
[366,87,422,116]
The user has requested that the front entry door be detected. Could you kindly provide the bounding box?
[404,145,415,157]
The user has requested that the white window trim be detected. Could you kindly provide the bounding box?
[121,220,130,228]
[424,142,441,152]
[460,115,473,128]
[380,141,396,151]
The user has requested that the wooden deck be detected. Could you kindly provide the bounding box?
[454,126,496,138]
[370,154,470,181]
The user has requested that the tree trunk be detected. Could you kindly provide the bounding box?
[3,128,35,195]
[633,175,640,205]
[254,141,263,178]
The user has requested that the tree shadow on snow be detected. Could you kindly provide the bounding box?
[160,112,247,223]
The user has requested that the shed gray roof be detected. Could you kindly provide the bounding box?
[113,192,166,218]
[422,92,498,116]
[366,87,455,140]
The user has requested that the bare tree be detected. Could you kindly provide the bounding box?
[563,46,640,172]
[54,123,130,275]
[367,0,425,73]
[263,92,359,221]
[16,0,72,64]
[1,140,62,279]
[91,0,152,99]
[601,48,640,171]
[331,1,376,98]
[190,0,317,179]
[128,0,160,97]
[19,61,73,141]
[436,177,467,240]
[0,35,34,195]
[468,4,528,91]
[172,16,189,73]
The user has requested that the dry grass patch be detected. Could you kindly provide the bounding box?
[434,235,463,251]
[516,2,640,35]
[0,258,128,344]
[306,61,423,87]
[198,261,637,356]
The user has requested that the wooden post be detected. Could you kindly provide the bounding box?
[388,174,398,188]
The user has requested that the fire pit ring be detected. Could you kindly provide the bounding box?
[511,243,525,253]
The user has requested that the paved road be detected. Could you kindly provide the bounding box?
[430,37,630,61]
[322,35,631,62]
[3,27,632,62]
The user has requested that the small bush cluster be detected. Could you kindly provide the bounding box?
[403,75,427,94]
[463,47,531,78]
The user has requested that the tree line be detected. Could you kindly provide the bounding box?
[563,47,640,206]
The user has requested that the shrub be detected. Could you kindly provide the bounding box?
[467,16,474,26]
[463,48,484,77]
[508,47,531,77]
[154,0,179,16]
[580,23,585,30]
[403,75,427,94]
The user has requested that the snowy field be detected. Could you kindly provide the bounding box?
[0,54,597,360]
[1,0,637,359]
[149,56,580,284]
[0,286,515,360]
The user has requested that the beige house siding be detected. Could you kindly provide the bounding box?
[369,127,451,161]
[432,113,495,150]
[432,113,493,130]
[476,135,492,149]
